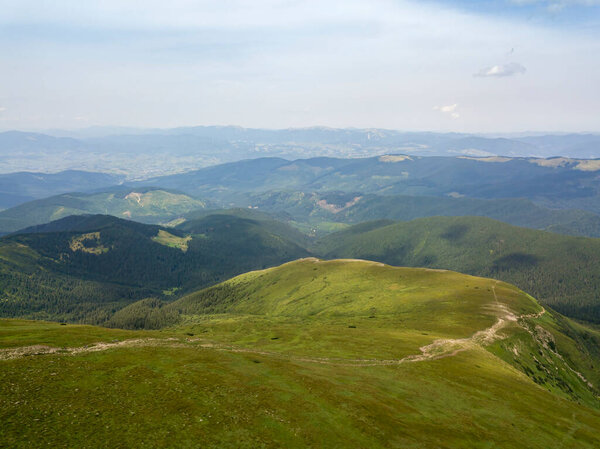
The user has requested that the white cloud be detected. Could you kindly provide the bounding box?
[434,104,460,119]
[434,104,458,113]
[475,62,527,78]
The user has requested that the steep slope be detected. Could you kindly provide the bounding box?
[0,214,308,323]
[316,216,600,322]
[0,187,209,234]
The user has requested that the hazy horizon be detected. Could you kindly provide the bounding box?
[3,125,600,138]
[2,0,600,133]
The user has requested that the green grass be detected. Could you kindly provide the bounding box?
[0,319,161,349]
[1,259,600,447]
[152,229,192,251]
[1,326,599,448]
[316,215,600,322]
[170,259,599,402]
[171,258,537,344]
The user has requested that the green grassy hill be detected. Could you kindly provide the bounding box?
[0,214,307,323]
[1,259,599,447]
[316,216,600,322]
[0,187,209,234]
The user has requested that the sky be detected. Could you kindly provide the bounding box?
[0,0,599,133]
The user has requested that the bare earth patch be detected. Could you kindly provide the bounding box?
[378,155,413,163]
[316,196,362,213]
[458,156,512,163]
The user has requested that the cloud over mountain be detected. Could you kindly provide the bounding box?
[475,62,527,78]
[434,104,460,119]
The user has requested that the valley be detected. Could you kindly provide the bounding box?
[4,2,600,446]
[1,159,600,447]
[3,210,600,326]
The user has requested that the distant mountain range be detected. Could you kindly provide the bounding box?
[136,155,600,214]
[231,191,600,238]
[4,154,600,237]
[4,185,600,239]
[0,170,124,209]
[0,187,209,234]
[2,128,599,178]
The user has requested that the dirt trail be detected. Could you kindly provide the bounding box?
[0,338,181,361]
[0,299,546,366]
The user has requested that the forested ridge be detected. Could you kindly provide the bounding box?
[0,214,307,324]
[3,213,600,326]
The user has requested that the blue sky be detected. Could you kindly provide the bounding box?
[0,0,599,132]
[435,0,600,24]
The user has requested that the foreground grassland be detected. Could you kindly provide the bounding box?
[1,259,600,448]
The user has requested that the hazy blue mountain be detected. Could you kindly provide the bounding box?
[137,155,600,213]
[518,134,600,158]
[3,128,599,179]
[0,131,82,153]
[238,191,600,238]
[0,170,124,209]
[0,187,209,234]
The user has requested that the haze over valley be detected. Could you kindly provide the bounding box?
[2,128,600,179]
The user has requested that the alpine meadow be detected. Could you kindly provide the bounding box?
[2,1,600,448]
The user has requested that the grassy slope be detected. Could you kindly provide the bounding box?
[171,259,600,404]
[316,216,600,322]
[1,259,600,447]
[169,259,531,363]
